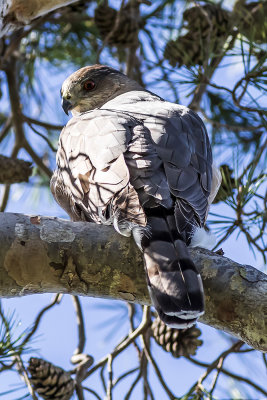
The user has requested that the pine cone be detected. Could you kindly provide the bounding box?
[184,4,230,37]
[94,1,142,46]
[164,4,231,67]
[28,357,75,400]
[151,317,203,357]
[164,33,204,67]
[234,1,267,44]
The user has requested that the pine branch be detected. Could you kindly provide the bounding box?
[22,115,63,131]
[0,116,12,143]
[23,140,52,177]
[0,185,11,212]
[0,212,266,352]
[187,355,267,396]
[189,33,238,111]
[141,331,175,399]
[71,296,86,356]
[0,145,20,212]
[5,57,25,150]
[85,306,150,380]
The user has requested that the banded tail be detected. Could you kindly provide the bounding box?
[138,207,204,328]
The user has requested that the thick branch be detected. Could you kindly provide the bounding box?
[5,57,25,150]
[0,155,32,183]
[22,115,63,131]
[0,116,12,143]
[5,58,52,178]
[0,212,266,352]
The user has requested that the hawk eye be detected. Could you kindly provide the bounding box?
[83,80,95,91]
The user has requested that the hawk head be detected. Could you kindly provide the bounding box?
[61,65,142,115]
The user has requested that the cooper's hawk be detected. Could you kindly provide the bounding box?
[51,65,220,328]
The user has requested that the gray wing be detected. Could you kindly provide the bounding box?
[145,107,212,237]
[135,105,211,327]
[51,109,146,226]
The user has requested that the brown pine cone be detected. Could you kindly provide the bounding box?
[94,1,142,46]
[28,357,75,400]
[164,33,204,67]
[184,4,230,35]
[0,155,32,184]
[94,3,117,39]
[164,4,231,67]
[151,317,203,357]
[234,1,267,44]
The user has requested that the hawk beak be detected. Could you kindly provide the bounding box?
[61,98,72,115]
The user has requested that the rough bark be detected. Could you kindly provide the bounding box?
[0,212,266,352]
[0,155,32,183]
[0,0,77,36]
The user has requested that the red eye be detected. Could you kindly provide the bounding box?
[83,80,95,91]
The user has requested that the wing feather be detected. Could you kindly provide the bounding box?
[145,107,212,235]
[52,109,146,224]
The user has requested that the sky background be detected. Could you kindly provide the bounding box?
[0,1,266,398]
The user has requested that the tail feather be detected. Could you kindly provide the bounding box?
[155,305,197,329]
[139,207,204,328]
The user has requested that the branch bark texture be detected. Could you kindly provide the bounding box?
[0,155,32,183]
[0,212,266,352]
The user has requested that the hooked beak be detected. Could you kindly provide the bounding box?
[61,98,72,115]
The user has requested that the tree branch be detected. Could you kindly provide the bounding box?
[141,332,175,399]
[0,145,21,211]
[85,306,150,380]
[22,115,63,131]
[189,33,238,111]
[72,295,86,356]
[23,140,52,177]
[0,212,266,352]
[0,116,12,143]
[0,184,11,212]
[5,57,25,149]
[186,355,267,396]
